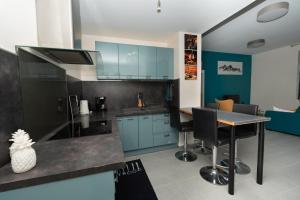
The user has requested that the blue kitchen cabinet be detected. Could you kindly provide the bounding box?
[95,41,119,79]
[138,46,157,79]
[118,44,139,79]
[156,47,174,79]
[138,115,153,148]
[0,171,115,200]
[153,113,178,146]
[117,116,139,151]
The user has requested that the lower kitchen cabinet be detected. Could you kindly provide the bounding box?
[117,116,139,151]
[138,115,153,148]
[153,130,177,146]
[117,113,178,152]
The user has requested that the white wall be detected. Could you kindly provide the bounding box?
[36,0,73,49]
[251,45,300,111]
[0,0,38,53]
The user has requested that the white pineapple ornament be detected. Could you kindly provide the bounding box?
[9,129,37,173]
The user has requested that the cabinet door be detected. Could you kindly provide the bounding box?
[120,117,139,151]
[156,47,174,79]
[95,42,119,79]
[138,115,153,149]
[119,44,138,79]
[138,46,156,79]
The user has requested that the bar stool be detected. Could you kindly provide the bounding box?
[192,108,230,185]
[170,107,197,162]
[219,104,258,174]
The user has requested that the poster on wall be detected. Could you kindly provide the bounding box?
[217,61,243,75]
[184,34,197,80]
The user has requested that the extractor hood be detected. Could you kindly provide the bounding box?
[16,46,99,65]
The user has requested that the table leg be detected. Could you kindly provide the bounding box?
[257,122,265,184]
[229,126,236,195]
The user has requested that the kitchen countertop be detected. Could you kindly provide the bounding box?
[0,105,169,192]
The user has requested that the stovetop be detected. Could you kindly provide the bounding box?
[50,119,112,140]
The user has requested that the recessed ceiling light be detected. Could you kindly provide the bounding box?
[157,0,161,13]
[247,39,266,48]
[257,2,289,23]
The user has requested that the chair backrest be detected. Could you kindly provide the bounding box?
[233,104,258,115]
[233,104,259,132]
[206,103,218,109]
[169,106,180,131]
[192,108,218,146]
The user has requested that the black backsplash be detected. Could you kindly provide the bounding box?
[81,81,171,111]
[0,49,23,167]
[67,75,82,99]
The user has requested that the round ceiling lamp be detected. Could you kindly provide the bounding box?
[257,2,289,23]
[247,39,266,48]
[157,0,161,13]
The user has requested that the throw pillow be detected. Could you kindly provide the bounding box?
[216,99,234,112]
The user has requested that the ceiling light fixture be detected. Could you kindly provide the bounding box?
[247,39,266,48]
[157,0,161,13]
[257,2,289,23]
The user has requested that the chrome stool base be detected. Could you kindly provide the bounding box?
[175,151,197,162]
[194,140,212,155]
[220,159,251,175]
[200,166,229,185]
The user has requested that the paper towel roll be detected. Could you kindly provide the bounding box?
[80,100,89,115]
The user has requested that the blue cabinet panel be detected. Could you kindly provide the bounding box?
[95,41,119,79]
[156,48,174,79]
[119,44,139,79]
[117,116,139,151]
[138,46,157,79]
[0,171,115,200]
[153,113,171,134]
[138,115,153,148]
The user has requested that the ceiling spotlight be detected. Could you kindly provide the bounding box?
[157,0,161,13]
[247,39,266,48]
[257,2,289,23]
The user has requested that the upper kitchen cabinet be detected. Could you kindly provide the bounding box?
[118,44,139,79]
[156,47,174,79]
[138,46,157,79]
[95,41,119,79]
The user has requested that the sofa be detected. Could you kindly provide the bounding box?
[265,107,300,136]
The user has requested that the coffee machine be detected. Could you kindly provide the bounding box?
[95,96,107,111]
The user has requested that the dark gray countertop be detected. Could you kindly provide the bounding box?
[0,105,169,192]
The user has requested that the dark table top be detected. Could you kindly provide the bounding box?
[180,107,271,126]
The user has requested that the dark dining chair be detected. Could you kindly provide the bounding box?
[219,104,259,174]
[192,108,230,185]
[170,107,197,162]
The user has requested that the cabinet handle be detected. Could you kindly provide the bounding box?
[164,134,170,137]
[127,118,134,121]
[164,114,169,117]
[164,121,169,124]
[162,76,168,79]
[146,75,151,79]
[127,75,132,78]
[143,116,149,119]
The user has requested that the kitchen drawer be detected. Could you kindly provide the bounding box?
[153,118,170,134]
[153,132,177,146]
[152,113,170,120]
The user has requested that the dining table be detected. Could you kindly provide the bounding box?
[180,107,271,195]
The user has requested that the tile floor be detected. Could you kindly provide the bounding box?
[126,131,300,200]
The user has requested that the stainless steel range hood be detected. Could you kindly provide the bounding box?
[16,46,99,65]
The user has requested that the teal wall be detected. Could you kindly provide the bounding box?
[202,51,252,104]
